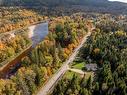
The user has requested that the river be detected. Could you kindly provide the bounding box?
[0,22,49,78]
[28,22,49,47]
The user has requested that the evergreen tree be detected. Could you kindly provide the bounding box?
[86,76,93,90]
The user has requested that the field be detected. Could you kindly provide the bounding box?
[71,62,85,70]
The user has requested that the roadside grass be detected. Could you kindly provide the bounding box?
[64,71,80,79]
[63,70,94,82]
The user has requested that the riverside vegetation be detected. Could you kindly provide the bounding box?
[0,14,91,95]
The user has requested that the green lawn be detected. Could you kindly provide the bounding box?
[71,62,85,70]
[63,70,94,81]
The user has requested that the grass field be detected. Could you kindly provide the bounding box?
[71,62,85,70]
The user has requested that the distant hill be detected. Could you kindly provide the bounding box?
[0,0,110,6]
[1,0,127,15]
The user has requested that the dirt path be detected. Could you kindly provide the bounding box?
[69,68,85,75]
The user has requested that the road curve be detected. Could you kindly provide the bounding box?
[37,31,92,95]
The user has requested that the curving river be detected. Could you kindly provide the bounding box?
[28,22,49,47]
[0,22,49,78]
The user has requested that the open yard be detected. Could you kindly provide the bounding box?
[71,62,85,70]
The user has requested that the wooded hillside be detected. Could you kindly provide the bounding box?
[1,0,127,15]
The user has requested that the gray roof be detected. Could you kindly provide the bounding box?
[85,64,97,71]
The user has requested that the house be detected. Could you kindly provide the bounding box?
[85,64,97,71]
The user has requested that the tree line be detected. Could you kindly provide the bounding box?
[0,30,31,64]
[51,13,127,95]
[0,15,90,95]
[0,7,45,33]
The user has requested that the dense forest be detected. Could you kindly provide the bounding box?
[0,8,46,33]
[0,14,91,95]
[0,30,31,65]
[1,0,127,15]
[52,72,94,95]
[51,14,127,95]
[0,0,127,95]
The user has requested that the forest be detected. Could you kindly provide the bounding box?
[0,1,127,94]
[0,7,45,33]
[0,14,90,95]
[51,14,127,95]
[1,0,127,15]
[0,30,31,66]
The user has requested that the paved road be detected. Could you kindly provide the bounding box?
[37,31,92,95]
